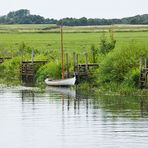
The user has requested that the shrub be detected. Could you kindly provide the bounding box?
[0,57,20,84]
[35,62,61,85]
[98,41,147,85]
[123,68,140,87]
[99,29,116,54]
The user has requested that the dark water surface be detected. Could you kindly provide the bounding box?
[0,86,148,148]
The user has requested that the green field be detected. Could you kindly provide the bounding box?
[0,24,148,93]
[0,32,147,53]
[0,24,148,55]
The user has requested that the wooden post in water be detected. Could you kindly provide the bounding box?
[76,53,79,73]
[2,49,5,61]
[145,58,147,85]
[31,48,34,83]
[21,49,23,64]
[139,57,144,88]
[31,48,34,64]
[145,58,147,70]
[140,57,142,73]
[66,53,69,78]
[73,52,76,72]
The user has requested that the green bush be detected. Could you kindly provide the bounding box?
[123,68,140,87]
[98,42,147,85]
[99,30,116,54]
[0,57,20,84]
[35,62,61,85]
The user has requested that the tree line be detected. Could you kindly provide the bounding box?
[0,9,57,24]
[0,9,148,25]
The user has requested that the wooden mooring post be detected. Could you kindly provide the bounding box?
[85,53,88,72]
[73,52,76,72]
[139,57,148,88]
[66,53,70,78]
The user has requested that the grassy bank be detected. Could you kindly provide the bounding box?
[0,24,148,95]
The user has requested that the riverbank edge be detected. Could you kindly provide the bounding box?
[1,81,148,97]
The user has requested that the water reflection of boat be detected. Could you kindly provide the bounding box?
[45,86,76,98]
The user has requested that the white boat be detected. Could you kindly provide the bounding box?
[45,76,76,86]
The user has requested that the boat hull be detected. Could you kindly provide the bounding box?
[45,77,76,86]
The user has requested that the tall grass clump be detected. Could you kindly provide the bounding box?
[0,57,20,84]
[99,29,116,54]
[97,41,148,91]
[35,62,61,86]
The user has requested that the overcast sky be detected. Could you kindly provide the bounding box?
[0,0,147,19]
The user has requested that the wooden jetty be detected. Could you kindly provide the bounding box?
[139,58,148,88]
[65,52,99,83]
[20,60,47,84]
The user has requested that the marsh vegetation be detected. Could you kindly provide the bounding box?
[0,24,148,94]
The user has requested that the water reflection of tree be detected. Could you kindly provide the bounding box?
[20,88,148,119]
[140,98,148,117]
[21,90,35,103]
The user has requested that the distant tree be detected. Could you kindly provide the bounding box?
[45,18,57,24]
[79,17,87,25]
[25,15,45,24]
[7,9,30,18]
[6,9,30,24]
[0,16,7,24]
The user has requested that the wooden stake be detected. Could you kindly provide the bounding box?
[145,58,147,69]
[73,52,76,72]
[140,57,142,73]
[66,53,69,78]
[61,25,64,79]
[85,53,88,71]
[76,54,79,73]
[31,48,34,64]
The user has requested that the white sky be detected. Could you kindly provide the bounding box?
[0,0,147,19]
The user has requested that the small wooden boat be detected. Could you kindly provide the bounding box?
[45,76,76,86]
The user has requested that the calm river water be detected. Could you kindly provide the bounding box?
[0,86,148,148]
